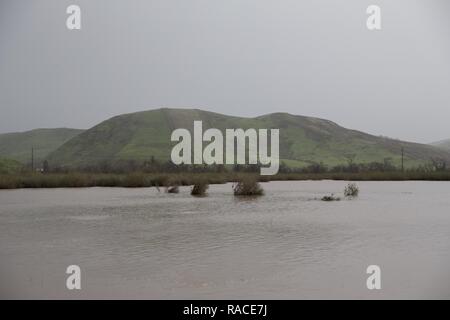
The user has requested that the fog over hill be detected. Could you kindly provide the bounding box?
[431,139,450,152]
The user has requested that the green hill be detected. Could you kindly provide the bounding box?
[0,158,23,174]
[46,108,450,169]
[0,128,84,165]
[431,139,450,152]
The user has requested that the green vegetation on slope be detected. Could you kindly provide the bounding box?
[0,128,84,165]
[45,108,450,169]
[0,158,23,174]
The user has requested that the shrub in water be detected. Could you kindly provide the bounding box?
[166,185,179,193]
[344,183,359,197]
[321,194,341,201]
[233,177,264,196]
[191,180,209,196]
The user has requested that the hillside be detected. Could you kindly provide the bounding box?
[46,108,450,169]
[431,139,450,152]
[0,158,23,174]
[0,128,84,165]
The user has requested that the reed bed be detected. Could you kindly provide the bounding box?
[1,171,450,189]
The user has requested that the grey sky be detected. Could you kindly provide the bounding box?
[0,0,449,143]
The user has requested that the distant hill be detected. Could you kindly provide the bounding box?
[0,128,84,165]
[46,108,450,169]
[0,158,23,174]
[431,139,450,152]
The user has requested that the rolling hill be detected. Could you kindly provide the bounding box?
[0,128,84,165]
[45,108,450,169]
[0,158,23,174]
[431,139,450,152]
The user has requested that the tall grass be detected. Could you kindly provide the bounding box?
[1,171,450,189]
[0,173,227,189]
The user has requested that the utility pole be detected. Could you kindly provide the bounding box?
[401,147,404,172]
[31,147,34,172]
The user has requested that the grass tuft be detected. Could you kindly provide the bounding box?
[191,179,209,196]
[233,176,264,196]
[344,183,359,197]
[166,185,179,193]
[321,194,341,201]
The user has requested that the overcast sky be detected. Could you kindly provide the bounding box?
[1,0,449,143]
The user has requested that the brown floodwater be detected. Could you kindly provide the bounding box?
[0,181,449,299]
